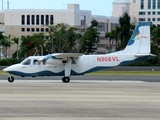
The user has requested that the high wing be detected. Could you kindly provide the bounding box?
[51,53,83,59]
[38,53,83,65]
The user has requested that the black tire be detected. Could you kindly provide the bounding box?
[8,76,14,83]
[62,77,70,83]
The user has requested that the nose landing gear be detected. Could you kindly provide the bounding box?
[8,76,14,83]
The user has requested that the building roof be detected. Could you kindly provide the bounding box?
[113,0,130,4]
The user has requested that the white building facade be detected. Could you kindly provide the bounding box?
[129,0,160,25]
[112,0,130,17]
[0,4,120,57]
[1,1,160,57]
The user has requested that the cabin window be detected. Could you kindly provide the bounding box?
[33,59,40,65]
[22,58,31,65]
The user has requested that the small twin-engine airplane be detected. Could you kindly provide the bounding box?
[3,22,155,83]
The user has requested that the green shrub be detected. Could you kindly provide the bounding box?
[0,58,22,65]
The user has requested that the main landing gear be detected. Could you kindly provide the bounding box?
[62,77,70,83]
[8,76,14,83]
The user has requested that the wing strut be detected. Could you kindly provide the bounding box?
[62,60,71,83]
[64,60,71,77]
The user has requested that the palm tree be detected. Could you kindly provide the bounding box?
[80,20,100,54]
[12,37,19,59]
[0,35,12,58]
[0,32,4,59]
[18,33,45,58]
[118,12,131,49]
[63,27,81,52]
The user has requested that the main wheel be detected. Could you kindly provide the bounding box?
[62,77,70,83]
[8,76,14,83]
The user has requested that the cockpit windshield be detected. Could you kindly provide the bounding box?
[21,58,31,65]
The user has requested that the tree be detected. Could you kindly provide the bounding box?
[18,33,45,58]
[105,26,121,52]
[80,20,100,54]
[150,25,160,65]
[0,32,4,58]
[118,12,131,49]
[0,35,12,58]
[46,23,69,53]
[46,23,82,53]
[63,27,82,52]
[12,37,19,59]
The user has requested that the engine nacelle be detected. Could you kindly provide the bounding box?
[46,59,63,65]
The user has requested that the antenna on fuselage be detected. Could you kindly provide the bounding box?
[33,49,38,56]
[83,49,88,55]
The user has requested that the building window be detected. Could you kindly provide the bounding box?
[50,15,54,25]
[36,15,39,25]
[139,12,145,15]
[97,44,105,48]
[158,0,160,9]
[41,15,44,25]
[153,0,156,9]
[157,18,160,21]
[148,12,151,15]
[21,15,25,25]
[133,0,136,3]
[140,0,144,9]
[31,28,35,32]
[31,15,35,25]
[139,18,145,21]
[152,11,156,15]
[36,28,39,32]
[27,28,30,32]
[158,11,160,15]
[111,23,118,31]
[45,15,49,24]
[41,28,44,32]
[21,35,25,40]
[148,18,151,21]
[152,18,156,21]
[27,15,30,25]
[80,15,86,26]
[97,22,106,32]
[148,0,151,9]
[45,28,49,32]
[21,28,25,32]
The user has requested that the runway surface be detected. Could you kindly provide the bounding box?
[1,75,160,82]
[0,80,160,120]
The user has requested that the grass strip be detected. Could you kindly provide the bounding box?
[85,70,160,76]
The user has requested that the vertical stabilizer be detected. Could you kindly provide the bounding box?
[124,22,150,54]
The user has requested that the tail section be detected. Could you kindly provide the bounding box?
[124,22,150,54]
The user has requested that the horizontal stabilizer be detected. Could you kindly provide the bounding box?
[135,54,156,57]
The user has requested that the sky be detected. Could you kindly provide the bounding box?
[1,0,114,16]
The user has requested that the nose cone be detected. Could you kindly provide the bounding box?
[3,66,13,72]
[3,64,20,73]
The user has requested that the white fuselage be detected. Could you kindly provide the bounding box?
[3,52,148,77]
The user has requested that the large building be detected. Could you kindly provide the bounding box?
[0,4,119,57]
[112,0,160,25]
[112,0,130,17]
[129,0,160,25]
[1,0,160,57]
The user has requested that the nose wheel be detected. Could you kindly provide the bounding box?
[62,77,70,83]
[8,76,14,83]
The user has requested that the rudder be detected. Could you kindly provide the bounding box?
[124,22,150,54]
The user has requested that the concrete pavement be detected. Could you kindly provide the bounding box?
[0,80,160,120]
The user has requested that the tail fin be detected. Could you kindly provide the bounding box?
[124,22,150,54]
